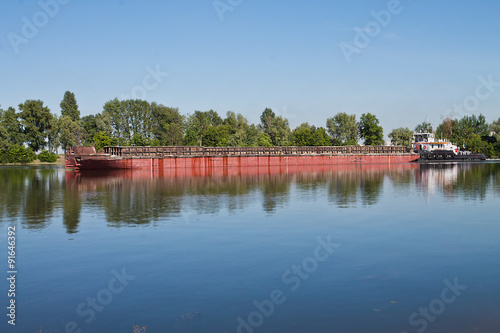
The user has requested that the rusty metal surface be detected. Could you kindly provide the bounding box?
[102,146,411,158]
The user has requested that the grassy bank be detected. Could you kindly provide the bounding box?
[0,154,65,166]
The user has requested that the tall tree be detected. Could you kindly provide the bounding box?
[451,114,489,149]
[18,100,52,152]
[81,114,98,146]
[242,124,261,147]
[103,98,128,145]
[260,108,275,134]
[60,91,81,122]
[490,117,500,142]
[82,112,113,146]
[46,113,60,153]
[223,112,256,147]
[358,113,384,146]
[59,115,81,151]
[292,123,314,146]
[184,110,223,146]
[0,107,24,146]
[414,121,433,133]
[311,127,331,146]
[150,103,184,146]
[0,124,9,153]
[435,117,453,140]
[259,108,291,146]
[256,132,273,147]
[388,127,413,147]
[203,125,230,146]
[291,123,329,146]
[270,116,291,146]
[122,99,152,145]
[326,113,358,146]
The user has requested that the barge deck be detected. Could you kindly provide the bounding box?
[66,146,419,170]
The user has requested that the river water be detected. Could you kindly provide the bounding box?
[0,162,499,333]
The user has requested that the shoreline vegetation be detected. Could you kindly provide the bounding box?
[0,154,65,167]
[2,91,500,165]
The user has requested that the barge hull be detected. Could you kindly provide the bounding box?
[418,150,486,162]
[66,153,419,170]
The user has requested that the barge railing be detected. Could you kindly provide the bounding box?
[100,146,412,158]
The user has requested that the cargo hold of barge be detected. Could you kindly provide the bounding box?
[65,146,419,170]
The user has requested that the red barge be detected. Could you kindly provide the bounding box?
[65,146,419,171]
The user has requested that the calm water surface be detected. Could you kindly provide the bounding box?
[1,162,499,333]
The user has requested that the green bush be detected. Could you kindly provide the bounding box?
[0,145,36,164]
[93,131,112,151]
[38,150,58,163]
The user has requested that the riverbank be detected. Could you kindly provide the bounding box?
[0,154,65,166]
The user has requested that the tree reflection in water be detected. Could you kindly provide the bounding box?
[1,162,498,233]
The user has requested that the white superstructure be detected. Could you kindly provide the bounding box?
[412,133,459,155]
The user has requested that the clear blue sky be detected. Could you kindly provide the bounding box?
[1,0,499,137]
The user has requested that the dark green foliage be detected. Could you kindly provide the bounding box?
[58,92,83,150]
[256,133,273,147]
[223,112,259,147]
[94,131,112,151]
[81,114,98,146]
[467,134,494,156]
[82,113,112,146]
[259,108,291,146]
[260,108,275,133]
[326,113,358,146]
[185,110,224,146]
[1,107,24,146]
[132,133,148,146]
[0,145,36,164]
[292,123,331,146]
[101,99,184,147]
[0,124,9,153]
[358,113,384,146]
[103,98,128,145]
[150,103,184,145]
[60,91,81,122]
[311,127,331,146]
[490,117,500,157]
[203,125,230,147]
[450,114,489,148]
[292,123,313,146]
[59,115,83,151]
[38,150,58,163]
[434,114,495,157]
[414,121,433,133]
[47,113,60,153]
[388,127,413,147]
[490,117,500,140]
[18,100,52,152]
[435,118,453,140]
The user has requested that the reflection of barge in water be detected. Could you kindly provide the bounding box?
[65,146,419,170]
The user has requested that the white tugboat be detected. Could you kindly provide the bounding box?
[412,133,486,161]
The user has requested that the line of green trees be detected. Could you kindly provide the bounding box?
[389,115,500,157]
[1,91,500,163]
